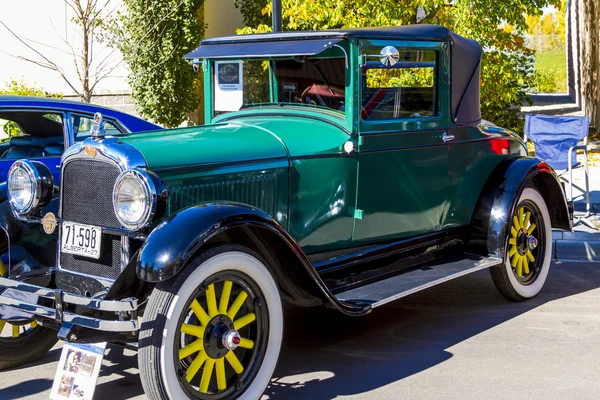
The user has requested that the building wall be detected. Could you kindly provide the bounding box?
[204,0,245,38]
[63,93,137,116]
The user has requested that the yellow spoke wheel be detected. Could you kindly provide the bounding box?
[0,260,39,340]
[177,273,267,398]
[507,201,543,284]
[138,246,283,400]
[491,188,552,302]
[0,258,59,370]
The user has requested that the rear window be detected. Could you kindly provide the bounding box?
[361,50,437,121]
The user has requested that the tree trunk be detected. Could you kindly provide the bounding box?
[581,0,599,129]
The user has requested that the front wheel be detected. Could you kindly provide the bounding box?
[139,245,283,400]
[0,261,59,370]
[491,187,553,301]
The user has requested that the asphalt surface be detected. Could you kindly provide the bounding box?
[2,261,600,400]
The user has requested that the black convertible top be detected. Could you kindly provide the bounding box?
[185,25,482,126]
[199,24,457,44]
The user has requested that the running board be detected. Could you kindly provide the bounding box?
[335,254,502,309]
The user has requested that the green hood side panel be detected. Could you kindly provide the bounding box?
[120,114,351,233]
[226,117,351,158]
[120,123,288,171]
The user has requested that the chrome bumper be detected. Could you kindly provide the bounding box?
[0,276,138,332]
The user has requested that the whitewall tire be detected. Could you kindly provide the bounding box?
[490,187,552,301]
[139,245,283,400]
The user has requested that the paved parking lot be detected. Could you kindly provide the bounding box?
[2,261,600,399]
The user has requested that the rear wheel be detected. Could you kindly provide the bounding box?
[0,260,58,370]
[490,187,552,301]
[139,245,283,399]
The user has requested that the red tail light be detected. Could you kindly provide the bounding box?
[490,139,509,154]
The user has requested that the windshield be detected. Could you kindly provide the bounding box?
[212,57,347,117]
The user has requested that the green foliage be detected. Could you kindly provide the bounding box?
[534,70,559,92]
[0,79,63,98]
[113,0,205,127]
[0,79,63,138]
[534,51,567,93]
[366,68,434,88]
[234,0,270,27]
[235,0,560,133]
[480,50,535,133]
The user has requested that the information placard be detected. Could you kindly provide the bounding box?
[50,342,107,400]
[214,61,243,112]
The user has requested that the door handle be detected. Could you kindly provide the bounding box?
[442,132,455,143]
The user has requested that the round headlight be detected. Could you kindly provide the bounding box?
[7,160,53,215]
[113,170,157,230]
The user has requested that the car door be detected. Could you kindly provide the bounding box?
[353,40,452,244]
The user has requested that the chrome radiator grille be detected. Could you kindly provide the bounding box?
[61,159,121,228]
[60,158,123,280]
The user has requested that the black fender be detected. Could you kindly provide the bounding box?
[0,194,58,284]
[467,156,571,259]
[136,202,368,316]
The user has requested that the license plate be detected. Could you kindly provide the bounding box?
[61,222,102,260]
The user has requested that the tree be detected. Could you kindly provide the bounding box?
[236,0,560,132]
[0,1,119,103]
[0,79,63,99]
[0,79,63,138]
[112,0,205,127]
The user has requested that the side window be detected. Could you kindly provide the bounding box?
[362,49,437,121]
[0,112,65,159]
[72,114,123,142]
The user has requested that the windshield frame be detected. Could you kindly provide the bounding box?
[203,41,354,131]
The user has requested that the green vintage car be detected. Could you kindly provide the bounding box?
[0,25,570,399]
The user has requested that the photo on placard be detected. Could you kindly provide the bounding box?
[72,384,85,399]
[79,354,97,377]
[217,62,240,85]
[63,349,84,373]
[57,375,75,397]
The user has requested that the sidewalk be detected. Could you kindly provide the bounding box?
[552,165,600,261]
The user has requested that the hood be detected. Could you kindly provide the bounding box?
[120,122,288,172]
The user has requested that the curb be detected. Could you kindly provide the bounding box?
[553,230,600,262]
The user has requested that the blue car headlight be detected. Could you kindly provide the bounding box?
[7,160,54,215]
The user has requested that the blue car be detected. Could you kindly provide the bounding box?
[0,97,158,363]
[0,96,159,183]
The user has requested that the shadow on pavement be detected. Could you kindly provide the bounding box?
[3,262,600,399]
[265,262,600,399]
[93,345,145,398]
[0,379,54,399]
[0,348,61,398]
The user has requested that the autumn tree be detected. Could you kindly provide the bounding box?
[526,0,567,52]
[236,0,560,132]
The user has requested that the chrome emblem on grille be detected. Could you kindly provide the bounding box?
[85,145,97,158]
[41,212,57,234]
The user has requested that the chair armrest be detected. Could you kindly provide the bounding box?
[568,144,588,172]
[568,144,588,153]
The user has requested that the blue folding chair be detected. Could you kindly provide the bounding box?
[524,114,591,218]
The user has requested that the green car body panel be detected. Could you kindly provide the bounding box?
[121,118,525,259]
[121,108,359,255]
